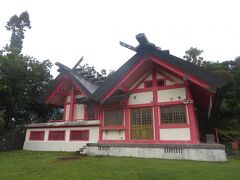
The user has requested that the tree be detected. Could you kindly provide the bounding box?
[202,58,240,139]
[0,12,55,146]
[0,111,5,133]
[4,11,31,54]
[76,63,112,78]
[0,12,55,151]
[183,47,204,66]
[0,54,54,129]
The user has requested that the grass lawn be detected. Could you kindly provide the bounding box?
[0,151,240,180]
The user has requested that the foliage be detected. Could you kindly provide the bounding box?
[0,53,55,129]
[183,47,240,140]
[0,151,240,180]
[202,57,240,139]
[77,63,114,78]
[0,12,56,151]
[3,11,31,55]
[0,111,5,133]
[0,129,25,151]
[183,47,204,66]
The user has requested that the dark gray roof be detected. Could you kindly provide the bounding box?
[91,45,229,101]
[38,63,99,103]
[56,62,99,96]
[151,50,229,89]
[91,52,145,101]
[40,33,229,106]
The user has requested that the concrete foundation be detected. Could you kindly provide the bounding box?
[86,143,227,162]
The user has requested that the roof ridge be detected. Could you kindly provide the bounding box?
[55,61,102,86]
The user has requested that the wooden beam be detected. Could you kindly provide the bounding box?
[69,88,75,121]
[72,56,83,70]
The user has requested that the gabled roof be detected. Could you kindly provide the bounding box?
[91,34,229,101]
[56,62,99,95]
[40,33,229,110]
[151,50,228,89]
[91,52,146,101]
[39,62,99,104]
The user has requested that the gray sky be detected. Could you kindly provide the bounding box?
[0,0,239,76]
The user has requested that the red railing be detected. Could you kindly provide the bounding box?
[215,128,240,145]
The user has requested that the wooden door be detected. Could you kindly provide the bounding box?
[130,108,153,140]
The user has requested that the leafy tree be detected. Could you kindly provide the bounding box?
[202,58,240,139]
[4,11,31,54]
[0,111,5,133]
[0,12,55,146]
[0,53,54,129]
[183,47,204,66]
[76,63,112,78]
[0,12,56,151]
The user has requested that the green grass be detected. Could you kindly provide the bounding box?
[0,151,240,180]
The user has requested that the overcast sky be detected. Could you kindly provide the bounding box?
[0,0,239,76]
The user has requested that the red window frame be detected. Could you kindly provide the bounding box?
[69,130,89,141]
[48,130,66,141]
[29,131,45,141]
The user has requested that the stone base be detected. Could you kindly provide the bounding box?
[86,143,227,162]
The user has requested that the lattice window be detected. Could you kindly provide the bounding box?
[104,109,123,126]
[131,108,152,125]
[131,109,141,125]
[48,130,65,141]
[70,130,89,141]
[29,131,45,141]
[160,105,186,124]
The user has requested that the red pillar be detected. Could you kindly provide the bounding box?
[153,70,160,141]
[125,104,130,141]
[69,88,75,121]
[185,84,200,144]
[98,107,103,142]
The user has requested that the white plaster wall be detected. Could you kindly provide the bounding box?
[102,130,125,140]
[137,83,144,89]
[23,126,99,152]
[160,128,190,140]
[145,74,152,80]
[129,92,153,105]
[66,96,71,103]
[74,104,84,119]
[165,80,174,85]
[158,69,183,84]
[65,105,70,120]
[156,72,164,79]
[157,88,186,102]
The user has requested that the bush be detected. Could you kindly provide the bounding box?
[0,128,25,152]
[0,111,5,133]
